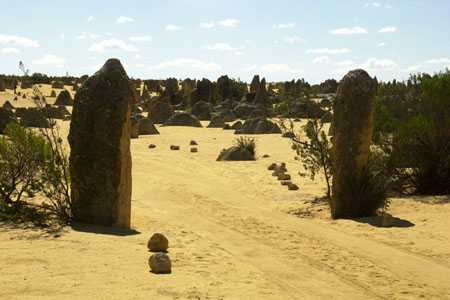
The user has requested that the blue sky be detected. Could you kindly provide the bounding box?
[1,0,449,83]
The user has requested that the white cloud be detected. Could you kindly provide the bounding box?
[365,2,381,7]
[335,60,356,67]
[205,43,241,51]
[76,33,101,40]
[360,57,397,70]
[312,56,331,64]
[116,16,135,24]
[200,22,215,29]
[218,18,240,28]
[134,54,142,59]
[87,16,95,23]
[403,65,423,73]
[261,64,302,74]
[282,35,304,44]
[165,24,181,31]
[306,48,351,55]
[1,47,20,54]
[135,63,145,68]
[273,23,296,29]
[199,19,240,29]
[330,26,368,35]
[89,38,139,53]
[425,58,450,65]
[377,42,386,47]
[129,35,152,42]
[0,34,40,48]
[379,26,397,33]
[149,58,221,71]
[32,54,65,68]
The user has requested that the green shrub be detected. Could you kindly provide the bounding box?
[373,70,450,195]
[0,123,50,205]
[0,122,71,224]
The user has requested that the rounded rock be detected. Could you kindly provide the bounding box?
[147,233,169,252]
[149,253,172,274]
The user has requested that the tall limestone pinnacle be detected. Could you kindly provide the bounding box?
[331,69,378,219]
[68,58,133,228]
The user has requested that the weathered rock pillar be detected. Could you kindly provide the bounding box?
[331,69,377,219]
[69,59,132,228]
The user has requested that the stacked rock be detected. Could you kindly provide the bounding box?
[148,233,171,274]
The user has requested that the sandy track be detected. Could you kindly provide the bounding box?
[1,121,449,299]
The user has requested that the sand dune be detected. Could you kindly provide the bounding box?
[0,118,449,299]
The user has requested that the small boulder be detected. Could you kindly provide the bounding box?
[267,163,277,170]
[262,154,270,158]
[281,181,291,186]
[190,147,198,153]
[148,144,156,149]
[272,170,282,177]
[170,145,180,150]
[288,183,299,190]
[190,140,198,145]
[276,163,287,172]
[147,233,169,252]
[278,173,291,181]
[149,253,172,274]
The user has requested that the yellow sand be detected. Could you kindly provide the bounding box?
[0,87,450,299]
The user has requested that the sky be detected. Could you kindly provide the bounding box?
[1,0,450,84]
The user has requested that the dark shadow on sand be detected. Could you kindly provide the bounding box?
[71,222,141,236]
[353,214,415,228]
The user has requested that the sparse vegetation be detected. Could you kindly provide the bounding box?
[281,118,333,199]
[0,64,72,226]
[373,70,450,195]
[234,136,256,157]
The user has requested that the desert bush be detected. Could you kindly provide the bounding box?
[234,136,256,156]
[289,119,333,198]
[346,152,390,216]
[373,70,450,195]
[0,123,71,224]
[0,123,50,205]
[0,63,72,225]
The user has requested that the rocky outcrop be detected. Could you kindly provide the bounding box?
[207,115,225,128]
[235,118,281,134]
[147,99,173,124]
[217,146,255,161]
[164,112,202,127]
[68,59,133,228]
[54,90,74,106]
[138,118,159,135]
[191,100,212,120]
